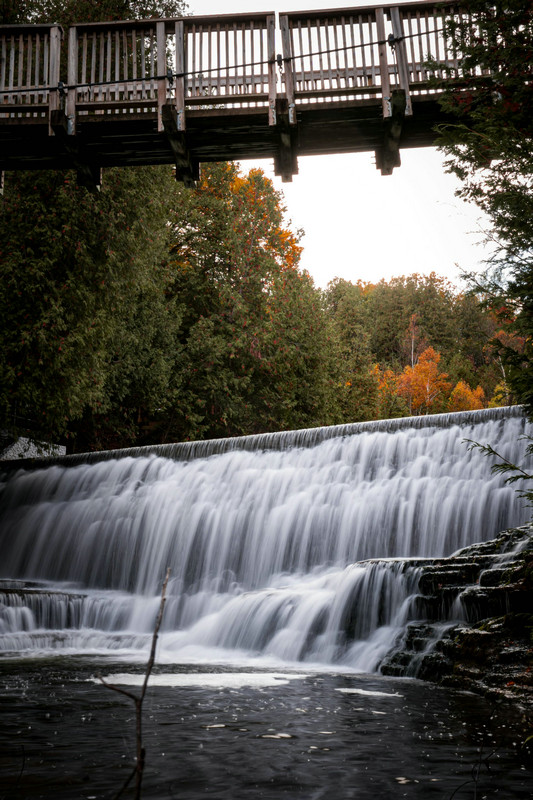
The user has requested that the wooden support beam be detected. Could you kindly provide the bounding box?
[375,89,406,176]
[50,109,101,191]
[161,104,197,187]
[274,97,298,183]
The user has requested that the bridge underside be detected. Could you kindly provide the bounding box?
[0,96,448,187]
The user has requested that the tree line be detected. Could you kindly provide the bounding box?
[0,158,517,452]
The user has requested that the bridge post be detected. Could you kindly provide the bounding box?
[279,15,296,126]
[47,25,63,136]
[174,19,186,132]
[375,8,392,118]
[157,21,167,133]
[390,7,413,117]
[66,26,77,135]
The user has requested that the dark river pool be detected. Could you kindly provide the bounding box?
[0,659,531,800]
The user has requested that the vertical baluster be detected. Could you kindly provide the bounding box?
[105,31,111,102]
[206,22,212,97]
[8,36,15,104]
[198,24,204,96]
[241,23,246,96]
[157,20,166,131]
[296,21,304,91]
[406,14,417,83]
[317,20,325,92]
[115,31,120,101]
[149,28,155,96]
[140,29,145,99]
[90,33,96,96]
[43,33,49,102]
[190,24,196,96]
[17,33,23,102]
[267,13,276,124]
[26,34,33,105]
[332,18,340,91]
[216,23,221,97]
[250,21,255,96]
[367,16,377,87]
[1,37,6,99]
[131,29,137,101]
[224,24,230,96]
[1,37,7,101]
[341,16,349,90]
[259,19,264,94]
[425,10,432,70]
[98,33,104,102]
[34,33,40,104]
[233,23,238,96]
[324,18,333,92]
[81,33,87,98]
[122,29,128,99]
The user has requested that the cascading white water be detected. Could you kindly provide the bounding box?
[0,407,530,670]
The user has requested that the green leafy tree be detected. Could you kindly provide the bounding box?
[154,163,339,442]
[436,0,533,413]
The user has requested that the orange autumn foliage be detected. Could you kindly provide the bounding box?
[448,381,485,412]
[398,346,452,415]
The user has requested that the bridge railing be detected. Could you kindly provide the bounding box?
[0,24,62,125]
[279,2,464,121]
[64,13,277,132]
[1,4,480,135]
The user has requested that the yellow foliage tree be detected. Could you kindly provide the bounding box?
[448,381,485,412]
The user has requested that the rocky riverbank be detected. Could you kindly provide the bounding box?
[381,526,533,726]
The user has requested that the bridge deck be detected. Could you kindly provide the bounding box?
[0,2,465,187]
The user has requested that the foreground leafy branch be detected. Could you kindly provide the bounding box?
[99,568,171,800]
[464,436,533,502]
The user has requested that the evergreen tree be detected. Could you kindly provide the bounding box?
[436,0,533,412]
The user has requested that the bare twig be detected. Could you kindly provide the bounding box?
[100,568,171,800]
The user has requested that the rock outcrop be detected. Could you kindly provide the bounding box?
[380,525,533,721]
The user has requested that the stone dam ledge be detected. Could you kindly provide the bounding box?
[380,524,533,722]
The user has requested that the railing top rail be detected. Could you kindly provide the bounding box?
[281,1,458,21]
[69,11,275,35]
[0,23,63,34]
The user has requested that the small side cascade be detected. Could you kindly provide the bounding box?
[0,407,530,670]
[380,526,533,679]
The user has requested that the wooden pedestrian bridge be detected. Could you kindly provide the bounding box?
[1,2,468,189]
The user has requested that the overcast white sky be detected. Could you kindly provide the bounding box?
[189,0,489,289]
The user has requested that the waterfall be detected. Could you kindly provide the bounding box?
[0,407,530,670]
